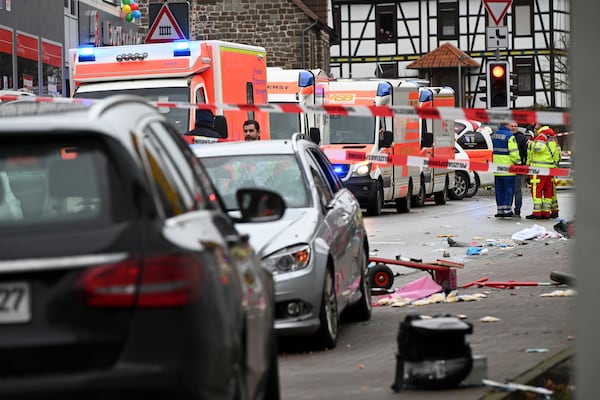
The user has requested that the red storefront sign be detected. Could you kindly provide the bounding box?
[16,33,38,61]
[42,41,62,68]
[0,27,12,54]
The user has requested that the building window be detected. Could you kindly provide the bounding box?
[333,4,341,38]
[375,63,398,79]
[513,0,532,37]
[438,0,458,40]
[513,57,534,95]
[376,5,396,43]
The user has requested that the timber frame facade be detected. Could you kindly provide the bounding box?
[329,0,570,110]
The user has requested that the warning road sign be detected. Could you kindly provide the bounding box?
[145,4,186,43]
[483,0,512,26]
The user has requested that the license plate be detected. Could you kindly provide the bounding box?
[0,282,31,324]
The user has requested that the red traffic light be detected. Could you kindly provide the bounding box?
[491,64,506,79]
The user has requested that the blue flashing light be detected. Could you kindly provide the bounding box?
[298,70,315,88]
[376,82,392,97]
[78,46,96,62]
[419,89,433,103]
[173,40,191,57]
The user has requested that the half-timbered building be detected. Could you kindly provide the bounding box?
[329,0,570,110]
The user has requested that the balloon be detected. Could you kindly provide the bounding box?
[125,12,133,22]
[122,0,130,4]
[122,4,131,14]
[132,10,141,19]
[130,3,139,11]
[120,11,127,20]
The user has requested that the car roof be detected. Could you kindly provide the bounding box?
[0,95,163,140]
[192,135,314,158]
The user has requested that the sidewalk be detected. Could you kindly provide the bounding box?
[385,234,575,399]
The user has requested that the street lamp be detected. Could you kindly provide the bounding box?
[457,55,468,108]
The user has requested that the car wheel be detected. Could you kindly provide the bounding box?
[366,181,383,216]
[412,179,426,207]
[314,267,339,349]
[434,176,449,205]
[343,247,372,321]
[368,263,394,289]
[466,173,480,198]
[449,171,468,200]
[395,180,412,213]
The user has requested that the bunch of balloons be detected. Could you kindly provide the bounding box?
[121,0,142,22]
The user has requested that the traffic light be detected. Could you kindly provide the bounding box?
[486,60,510,109]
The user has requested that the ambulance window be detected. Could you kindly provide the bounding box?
[195,88,206,104]
[246,82,255,120]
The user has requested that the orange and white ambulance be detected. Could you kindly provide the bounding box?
[266,67,329,139]
[69,40,268,141]
[321,79,456,216]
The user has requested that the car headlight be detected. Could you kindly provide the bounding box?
[352,161,371,177]
[263,244,311,275]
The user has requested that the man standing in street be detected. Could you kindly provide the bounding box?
[526,126,561,219]
[491,122,522,218]
[511,123,530,217]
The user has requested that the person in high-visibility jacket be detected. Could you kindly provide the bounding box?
[491,122,522,218]
[526,126,561,219]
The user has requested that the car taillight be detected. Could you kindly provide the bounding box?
[76,255,205,308]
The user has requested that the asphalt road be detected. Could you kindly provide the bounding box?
[278,189,575,400]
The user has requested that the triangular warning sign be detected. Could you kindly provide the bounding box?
[145,4,186,43]
[483,0,512,26]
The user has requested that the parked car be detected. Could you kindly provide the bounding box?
[450,142,478,199]
[0,95,281,400]
[455,120,495,188]
[0,89,36,103]
[193,133,371,350]
[555,151,575,189]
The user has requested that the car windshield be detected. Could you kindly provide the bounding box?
[327,115,375,144]
[0,138,120,227]
[74,87,190,134]
[201,154,310,210]
[269,110,301,139]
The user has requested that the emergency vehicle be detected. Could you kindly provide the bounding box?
[69,40,268,141]
[266,67,329,139]
[320,79,456,216]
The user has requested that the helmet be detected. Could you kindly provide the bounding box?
[537,126,555,136]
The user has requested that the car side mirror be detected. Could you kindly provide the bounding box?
[379,130,393,148]
[236,188,286,222]
[309,127,321,144]
[214,115,228,139]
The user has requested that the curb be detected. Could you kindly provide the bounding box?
[479,345,575,400]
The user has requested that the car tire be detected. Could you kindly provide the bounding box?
[466,173,480,198]
[343,247,372,322]
[366,181,383,216]
[368,263,394,289]
[314,267,339,349]
[449,171,469,200]
[395,180,412,213]
[434,176,449,205]
[412,179,426,208]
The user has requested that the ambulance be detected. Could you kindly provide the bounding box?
[320,79,456,216]
[69,40,268,141]
[266,67,329,139]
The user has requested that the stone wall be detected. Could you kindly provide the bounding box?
[137,0,331,72]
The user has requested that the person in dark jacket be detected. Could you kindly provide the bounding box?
[511,123,530,216]
[186,110,221,138]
